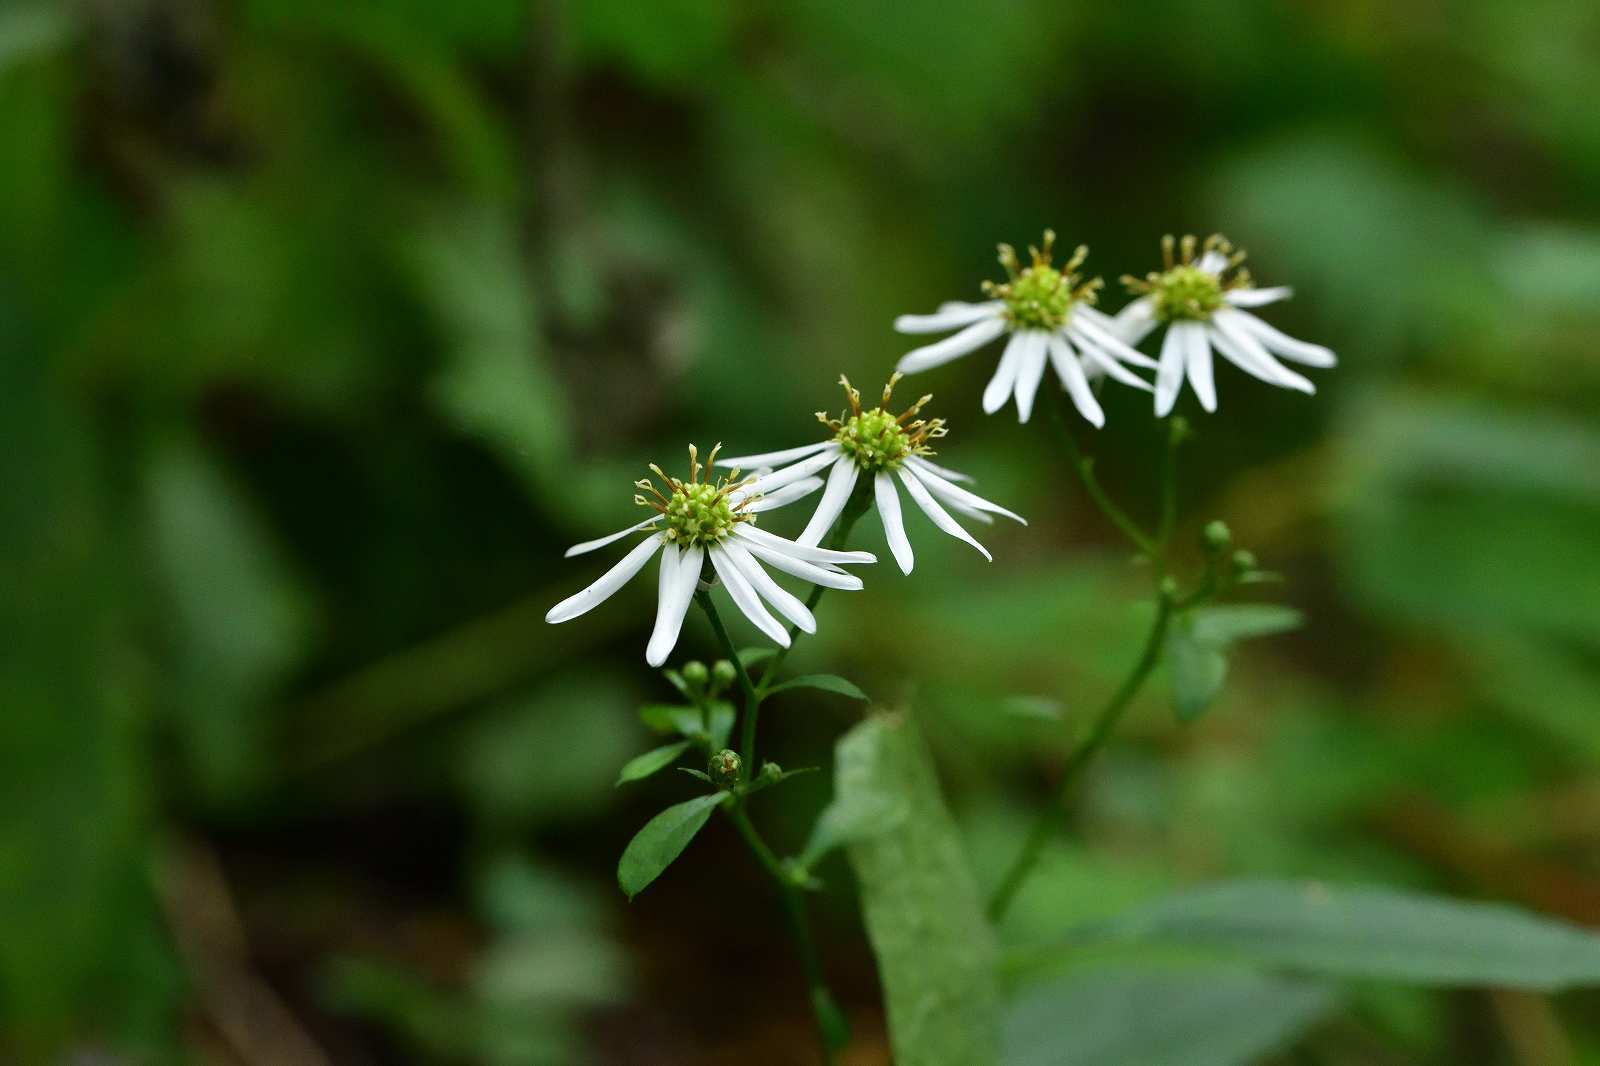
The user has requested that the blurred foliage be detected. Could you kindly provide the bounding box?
[2,0,1599,1061]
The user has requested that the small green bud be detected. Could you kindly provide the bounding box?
[711,659,737,691]
[708,748,743,787]
[681,660,709,689]
[1202,520,1232,554]
[1158,575,1180,600]
[759,761,783,781]
[1231,549,1258,575]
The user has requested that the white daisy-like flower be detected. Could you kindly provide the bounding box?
[893,230,1156,427]
[717,376,1025,575]
[1115,233,1338,417]
[545,444,875,666]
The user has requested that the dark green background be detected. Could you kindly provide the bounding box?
[4,0,1599,1061]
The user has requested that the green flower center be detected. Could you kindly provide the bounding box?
[664,482,738,546]
[1150,265,1224,322]
[837,408,912,472]
[1004,264,1074,331]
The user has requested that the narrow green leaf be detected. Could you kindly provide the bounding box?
[677,768,712,784]
[1005,968,1336,1066]
[800,734,909,867]
[705,700,736,749]
[737,647,778,667]
[660,669,691,697]
[767,673,868,701]
[1080,879,1600,990]
[616,793,725,900]
[637,703,701,736]
[843,713,999,1064]
[614,742,692,787]
[1190,605,1304,644]
[1165,618,1227,722]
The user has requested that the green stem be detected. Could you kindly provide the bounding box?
[757,491,870,694]
[1157,417,1185,557]
[1045,388,1158,556]
[986,591,1174,921]
[696,590,762,767]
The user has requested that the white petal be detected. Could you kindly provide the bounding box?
[908,457,975,484]
[645,543,702,667]
[709,546,790,647]
[1154,325,1187,417]
[1208,315,1316,394]
[942,498,994,524]
[735,523,875,564]
[905,458,1026,524]
[1069,314,1160,370]
[1223,308,1337,367]
[564,516,662,558]
[1198,249,1228,273]
[546,533,664,624]
[982,330,1030,414]
[1112,297,1158,346]
[738,536,864,590]
[741,444,842,496]
[898,468,991,561]
[894,301,1005,334]
[875,471,914,574]
[798,457,861,546]
[744,476,824,513]
[896,315,1008,374]
[1224,286,1292,308]
[719,538,815,634]
[1078,344,1155,392]
[716,439,833,470]
[1046,335,1104,428]
[1178,321,1216,413]
[1012,331,1050,423]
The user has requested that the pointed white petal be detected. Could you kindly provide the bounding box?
[942,498,994,524]
[1198,249,1228,273]
[710,546,790,647]
[735,523,875,564]
[738,537,864,590]
[564,516,663,558]
[905,458,1026,524]
[896,315,1008,374]
[908,457,975,483]
[894,301,1005,334]
[1046,335,1104,428]
[1069,314,1160,370]
[1224,286,1292,308]
[898,468,991,561]
[797,457,861,546]
[645,543,702,666]
[1179,321,1216,413]
[1222,308,1337,367]
[744,476,825,513]
[1154,325,1187,417]
[874,471,914,574]
[982,330,1029,414]
[719,538,815,634]
[741,445,842,496]
[1078,345,1155,392]
[1208,316,1316,394]
[546,533,664,624]
[1012,331,1050,423]
[1112,297,1158,345]
[716,439,833,469]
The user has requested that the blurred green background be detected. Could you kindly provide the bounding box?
[4,0,1600,1062]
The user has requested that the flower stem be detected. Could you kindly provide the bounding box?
[986,589,1174,921]
[695,590,762,767]
[1044,388,1158,556]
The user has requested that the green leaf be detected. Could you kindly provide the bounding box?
[799,733,909,868]
[766,673,868,701]
[1005,968,1336,1066]
[705,700,736,749]
[1188,605,1304,644]
[843,713,999,1064]
[736,647,778,667]
[614,742,691,787]
[616,793,725,900]
[1079,879,1600,990]
[1165,618,1228,723]
[638,703,702,736]
[660,669,691,697]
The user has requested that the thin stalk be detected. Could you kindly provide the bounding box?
[1156,417,1185,556]
[695,590,761,766]
[1044,388,1157,556]
[757,489,870,693]
[986,591,1174,921]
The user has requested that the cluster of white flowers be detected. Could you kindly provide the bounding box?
[548,231,1334,663]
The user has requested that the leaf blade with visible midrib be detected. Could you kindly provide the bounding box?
[616,792,725,900]
[766,673,868,700]
[1079,879,1600,990]
[614,741,691,787]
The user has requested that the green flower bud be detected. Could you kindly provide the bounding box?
[1231,549,1258,576]
[759,761,783,781]
[711,659,737,691]
[708,748,743,787]
[1202,520,1232,554]
[681,660,709,689]
[1158,575,1180,600]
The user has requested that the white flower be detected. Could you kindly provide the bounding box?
[1115,233,1338,417]
[893,231,1156,427]
[718,377,1025,575]
[545,444,875,666]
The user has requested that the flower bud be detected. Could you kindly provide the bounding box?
[1202,520,1232,554]
[711,659,737,691]
[759,761,783,781]
[1231,549,1258,576]
[708,748,743,787]
[681,660,709,689]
